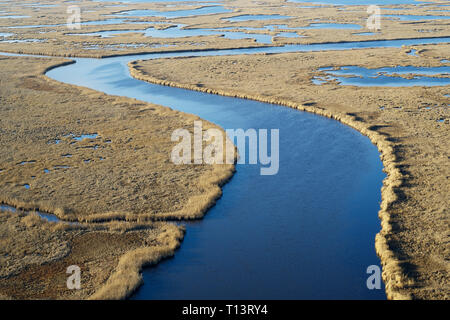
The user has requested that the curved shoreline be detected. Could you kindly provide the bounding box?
[0,57,237,225]
[128,61,412,300]
[0,44,271,59]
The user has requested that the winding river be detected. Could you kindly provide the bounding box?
[4,35,447,299]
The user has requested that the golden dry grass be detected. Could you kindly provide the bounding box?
[1,0,449,300]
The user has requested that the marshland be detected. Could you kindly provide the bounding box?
[0,0,448,300]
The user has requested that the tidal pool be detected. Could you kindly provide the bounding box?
[354,32,378,36]
[0,15,31,19]
[68,25,276,44]
[407,49,418,56]
[316,65,450,87]
[49,55,386,299]
[67,23,305,44]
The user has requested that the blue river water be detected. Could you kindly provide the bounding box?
[47,52,385,299]
[42,36,447,299]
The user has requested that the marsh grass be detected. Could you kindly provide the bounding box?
[89,224,185,300]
